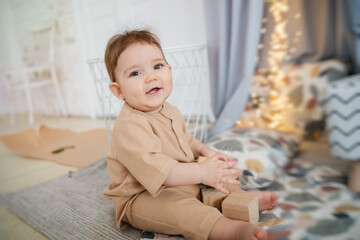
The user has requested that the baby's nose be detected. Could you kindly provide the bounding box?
[145,72,158,84]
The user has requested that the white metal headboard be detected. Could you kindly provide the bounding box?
[87,44,214,142]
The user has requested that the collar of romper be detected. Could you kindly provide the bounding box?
[124,101,175,121]
[144,102,175,121]
[159,102,174,119]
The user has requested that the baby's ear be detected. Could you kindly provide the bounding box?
[109,82,125,100]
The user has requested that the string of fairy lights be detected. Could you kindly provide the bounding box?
[263,0,291,130]
[237,0,303,133]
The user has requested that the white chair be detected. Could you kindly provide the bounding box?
[3,20,67,125]
[87,45,215,142]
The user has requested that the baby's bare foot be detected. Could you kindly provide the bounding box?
[226,184,278,211]
[253,226,267,240]
[209,217,267,240]
[251,191,278,210]
[235,222,267,240]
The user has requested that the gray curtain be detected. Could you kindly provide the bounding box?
[257,0,360,73]
[347,0,360,73]
[204,0,264,138]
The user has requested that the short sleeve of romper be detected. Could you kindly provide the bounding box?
[111,108,178,197]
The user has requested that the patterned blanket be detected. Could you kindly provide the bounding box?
[259,159,360,240]
[0,158,359,240]
[142,159,360,240]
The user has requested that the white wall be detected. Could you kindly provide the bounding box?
[0,0,207,118]
[0,0,19,115]
[114,0,206,49]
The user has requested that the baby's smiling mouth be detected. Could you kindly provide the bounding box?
[146,87,161,95]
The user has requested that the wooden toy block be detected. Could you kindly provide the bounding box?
[222,192,259,223]
[201,188,227,211]
[349,162,360,193]
[198,156,207,163]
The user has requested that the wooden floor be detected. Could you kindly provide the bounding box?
[298,135,353,173]
[0,113,353,239]
[0,114,106,240]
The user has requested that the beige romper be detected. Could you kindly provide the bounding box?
[104,102,222,240]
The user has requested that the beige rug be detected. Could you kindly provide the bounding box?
[0,157,142,240]
[0,125,110,168]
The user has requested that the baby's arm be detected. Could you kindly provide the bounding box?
[163,153,241,194]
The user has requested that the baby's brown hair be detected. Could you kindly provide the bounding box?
[104,29,164,83]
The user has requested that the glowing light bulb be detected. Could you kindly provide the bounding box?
[264,0,291,130]
[294,13,301,19]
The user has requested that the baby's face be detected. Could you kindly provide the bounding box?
[114,42,173,112]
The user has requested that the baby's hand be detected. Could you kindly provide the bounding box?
[199,146,235,162]
[199,153,241,194]
[217,151,236,162]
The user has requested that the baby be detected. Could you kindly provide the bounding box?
[103,29,277,240]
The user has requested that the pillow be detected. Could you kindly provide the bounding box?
[230,126,300,158]
[205,126,301,189]
[241,59,349,131]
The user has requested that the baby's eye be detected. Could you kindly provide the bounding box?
[130,71,140,77]
[154,63,164,70]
